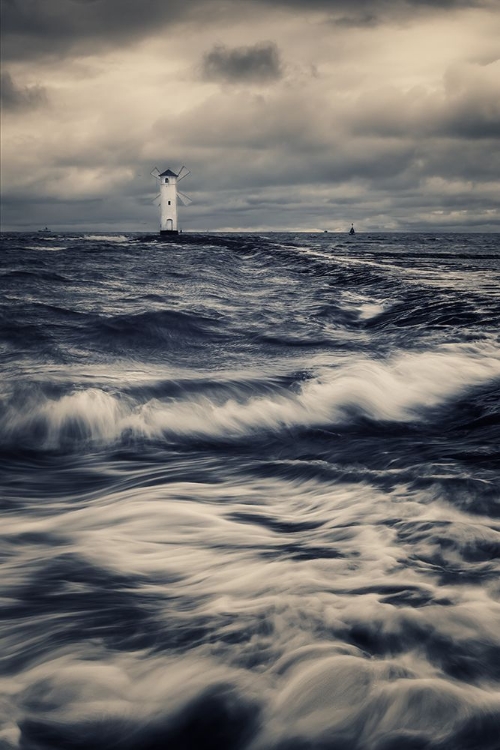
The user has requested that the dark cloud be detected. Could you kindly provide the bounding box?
[0,0,188,59]
[347,62,500,142]
[201,42,283,83]
[2,0,496,60]
[262,0,496,14]
[0,71,47,110]
[442,63,500,140]
[334,13,379,28]
[268,0,498,29]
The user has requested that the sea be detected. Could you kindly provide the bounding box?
[1,231,499,750]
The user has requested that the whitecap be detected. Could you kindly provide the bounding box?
[83,235,130,243]
[25,245,67,252]
[2,342,500,449]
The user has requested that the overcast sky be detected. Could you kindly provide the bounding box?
[1,0,499,232]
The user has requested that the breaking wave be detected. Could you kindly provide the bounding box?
[83,234,130,243]
[2,344,500,450]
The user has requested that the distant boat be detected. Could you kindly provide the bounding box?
[37,227,51,233]
[349,224,355,235]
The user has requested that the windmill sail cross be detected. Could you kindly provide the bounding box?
[177,166,190,182]
[177,191,192,206]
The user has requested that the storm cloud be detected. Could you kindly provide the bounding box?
[0,71,47,110]
[1,0,499,230]
[2,0,498,58]
[1,0,187,59]
[202,42,283,83]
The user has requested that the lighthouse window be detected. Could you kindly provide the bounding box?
[164,178,169,183]
[168,200,171,205]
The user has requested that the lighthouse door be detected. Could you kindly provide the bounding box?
[166,219,173,231]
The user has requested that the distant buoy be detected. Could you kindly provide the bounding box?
[349,224,355,235]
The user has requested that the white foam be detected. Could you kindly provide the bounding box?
[3,388,128,448]
[358,302,385,320]
[83,235,129,243]
[3,343,500,449]
[126,343,500,440]
[339,292,388,321]
[25,245,66,252]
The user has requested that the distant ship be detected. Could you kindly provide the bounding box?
[349,224,355,235]
[37,227,51,233]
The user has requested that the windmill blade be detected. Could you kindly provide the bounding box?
[177,190,192,206]
[152,193,161,205]
[150,167,161,179]
[177,166,190,182]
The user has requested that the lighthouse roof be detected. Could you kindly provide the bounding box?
[159,169,178,178]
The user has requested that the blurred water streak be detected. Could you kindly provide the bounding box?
[1,231,499,750]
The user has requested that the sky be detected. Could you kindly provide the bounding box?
[1,0,499,232]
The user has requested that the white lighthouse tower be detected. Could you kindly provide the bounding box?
[151,166,191,235]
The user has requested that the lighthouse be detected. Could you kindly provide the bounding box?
[151,166,191,235]
[159,169,178,233]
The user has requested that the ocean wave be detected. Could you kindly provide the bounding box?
[7,638,500,750]
[0,270,68,282]
[24,245,67,252]
[82,234,130,243]
[86,308,224,350]
[3,343,500,450]
[2,231,500,750]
